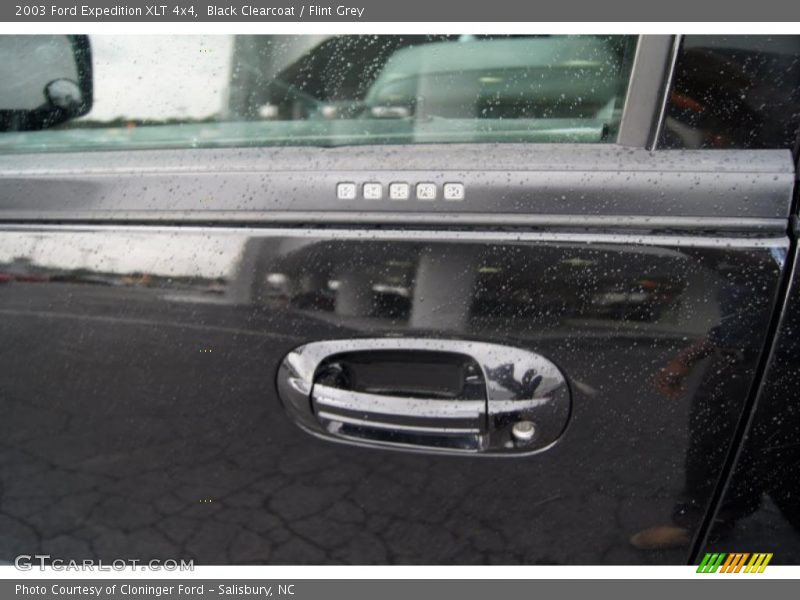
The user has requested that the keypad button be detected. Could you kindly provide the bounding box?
[389,182,410,201]
[337,182,357,200]
[443,182,465,201]
[363,182,383,200]
[416,183,437,201]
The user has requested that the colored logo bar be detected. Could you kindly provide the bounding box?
[697,553,773,573]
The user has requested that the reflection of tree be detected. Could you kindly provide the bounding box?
[485,363,542,400]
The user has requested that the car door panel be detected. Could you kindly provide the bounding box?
[0,211,789,564]
[695,219,800,564]
[0,32,797,566]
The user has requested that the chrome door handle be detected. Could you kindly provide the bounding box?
[277,338,570,456]
[313,384,486,430]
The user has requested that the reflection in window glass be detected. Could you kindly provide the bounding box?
[0,34,637,153]
[660,35,800,150]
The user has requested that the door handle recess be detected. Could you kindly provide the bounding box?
[277,338,570,456]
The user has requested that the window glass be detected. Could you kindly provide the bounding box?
[0,34,636,153]
[660,35,800,150]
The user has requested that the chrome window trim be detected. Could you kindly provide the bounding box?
[617,35,681,149]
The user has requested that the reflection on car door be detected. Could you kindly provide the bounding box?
[0,35,795,564]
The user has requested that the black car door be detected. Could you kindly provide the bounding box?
[0,34,794,565]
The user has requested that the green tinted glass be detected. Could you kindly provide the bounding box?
[0,34,638,153]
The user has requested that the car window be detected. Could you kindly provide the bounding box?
[0,34,637,153]
[660,35,800,149]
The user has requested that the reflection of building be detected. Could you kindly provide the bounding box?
[228,236,722,339]
[1,230,731,341]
